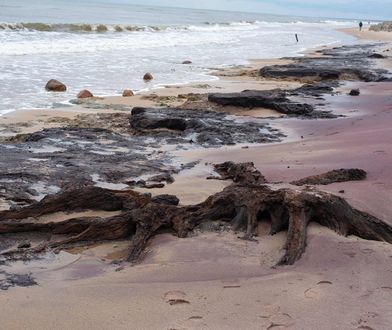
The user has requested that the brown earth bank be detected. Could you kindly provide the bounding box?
[1,40,392,329]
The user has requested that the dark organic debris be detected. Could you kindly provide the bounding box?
[0,107,283,208]
[290,169,367,186]
[208,161,267,185]
[208,82,339,119]
[368,53,386,59]
[259,45,390,83]
[0,272,37,290]
[349,89,361,96]
[208,90,314,116]
[1,169,391,267]
[17,241,31,249]
[151,194,180,206]
[129,106,283,145]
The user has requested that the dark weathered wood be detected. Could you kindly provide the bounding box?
[1,183,391,266]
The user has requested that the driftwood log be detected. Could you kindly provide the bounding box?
[1,180,391,266]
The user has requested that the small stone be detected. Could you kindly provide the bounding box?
[143,73,153,81]
[122,89,134,97]
[349,89,360,96]
[182,60,192,64]
[77,90,94,98]
[339,190,345,194]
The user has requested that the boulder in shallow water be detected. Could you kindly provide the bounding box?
[122,89,134,97]
[77,90,94,98]
[45,79,66,92]
[182,60,192,64]
[143,73,153,81]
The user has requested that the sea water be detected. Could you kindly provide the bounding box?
[0,0,356,114]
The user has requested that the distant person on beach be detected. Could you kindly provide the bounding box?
[359,21,363,31]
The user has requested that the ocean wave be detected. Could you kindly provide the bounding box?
[0,21,267,33]
[0,19,354,33]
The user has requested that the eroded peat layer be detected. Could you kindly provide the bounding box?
[1,44,392,288]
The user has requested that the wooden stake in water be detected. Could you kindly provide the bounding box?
[295,34,299,43]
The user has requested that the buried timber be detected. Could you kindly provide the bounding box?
[1,162,391,269]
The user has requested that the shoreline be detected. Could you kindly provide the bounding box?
[0,25,355,119]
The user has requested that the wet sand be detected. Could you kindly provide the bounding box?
[1,36,392,330]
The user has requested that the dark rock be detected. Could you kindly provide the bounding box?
[291,83,335,97]
[259,45,390,83]
[151,194,180,206]
[182,60,192,64]
[129,107,282,146]
[77,90,94,98]
[144,182,165,189]
[291,169,367,186]
[208,90,314,116]
[259,65,340,80]
[131,108,187,131]
[45,79,66,92]
[148,173,175,184]
[349,89,360,96]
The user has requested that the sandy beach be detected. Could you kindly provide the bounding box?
[1,25,392,330]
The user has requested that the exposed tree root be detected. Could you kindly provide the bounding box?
[290,168,367,186]
[1,182,391,266]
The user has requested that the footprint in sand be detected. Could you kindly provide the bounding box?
[304,281,333,299]
[260,304,281,318]
[178,316,208,329]
[259,305,295,328]
[163,291,190,305]
[304,288,320,299]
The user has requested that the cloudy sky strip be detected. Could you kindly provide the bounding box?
[117,0,390,20]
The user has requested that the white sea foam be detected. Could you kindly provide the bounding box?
[0,7,356,114]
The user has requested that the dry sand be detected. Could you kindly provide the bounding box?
[1,39,392,330]
[341,27,392,42]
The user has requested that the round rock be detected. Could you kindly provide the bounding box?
[77,90,94,99]
[45,79,66,92]
[143,73,153,81]
[122,89,134,97]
